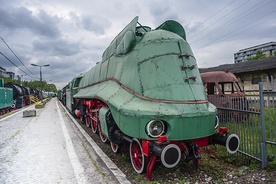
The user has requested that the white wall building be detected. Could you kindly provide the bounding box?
[0,66,9,78]
[0,66,20,81]
[234,42,276,63]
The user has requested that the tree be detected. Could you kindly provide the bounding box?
[0,76,13,84]
[248,50,267,61]
[0,76,58,93]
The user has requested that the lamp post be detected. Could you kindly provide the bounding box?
[31,64,50,102]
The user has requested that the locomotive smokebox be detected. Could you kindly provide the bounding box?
[150,142,181,168]
[211,133,240,154]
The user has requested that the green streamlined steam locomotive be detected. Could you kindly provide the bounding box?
[63,16,240,178]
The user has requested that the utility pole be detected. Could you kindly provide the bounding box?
[31,64,50,102]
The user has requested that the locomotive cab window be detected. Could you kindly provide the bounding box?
[74,77,82,87]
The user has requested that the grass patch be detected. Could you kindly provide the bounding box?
[218,106,276,169]
[267,159,276,171]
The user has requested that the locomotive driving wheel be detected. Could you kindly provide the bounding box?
[85,115,91,128]
[91,119,97,133]
[110,142,119,153]
[130,138,147,174]
[91,108,98,133]
[85,117,90,127]
[99,131,108,143]
[85,108,93,128]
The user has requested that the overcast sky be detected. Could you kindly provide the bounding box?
[0,0,275,89]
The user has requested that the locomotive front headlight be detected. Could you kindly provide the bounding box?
[146,120,165,138]
[214,115,219,130]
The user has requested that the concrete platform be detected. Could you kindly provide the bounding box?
[0,98,130,184]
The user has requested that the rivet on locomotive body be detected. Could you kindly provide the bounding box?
[179,53,190,58]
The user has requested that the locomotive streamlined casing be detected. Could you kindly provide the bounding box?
[74,16,217,140]
[70,17,240,178]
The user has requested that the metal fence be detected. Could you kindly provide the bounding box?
[207,77,275,168]
[261,77,276,167]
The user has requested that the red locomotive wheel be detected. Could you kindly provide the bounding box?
[99,131,108,143]
[110,142,119,153]
[129,138,146,174]
[85,116,91,128]
[91,120,97,133]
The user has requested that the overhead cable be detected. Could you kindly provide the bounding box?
[0,36,37,78]
[190,0,274,44]
[0,51,38,79]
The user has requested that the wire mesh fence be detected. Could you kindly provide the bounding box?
[207,77,275,168]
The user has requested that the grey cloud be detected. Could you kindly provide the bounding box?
[32,10,60,38]
[0,5,60,38]
[0,0,275,88]
[69,12,111,35]
[32,38,80,56]
[147,1,179,27]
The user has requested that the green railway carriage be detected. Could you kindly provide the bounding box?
[0,87,13,108]
[0,79,13,115]
[66,17,240,178]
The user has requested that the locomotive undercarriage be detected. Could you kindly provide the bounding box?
[0,106,13,115]
[75,99,121,153]
[74,98,234,179]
